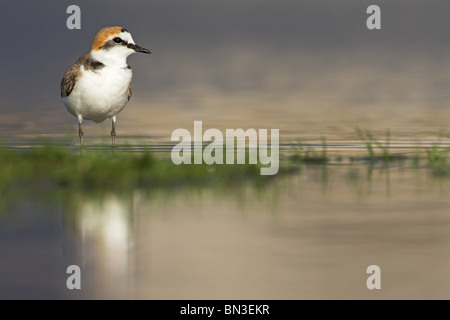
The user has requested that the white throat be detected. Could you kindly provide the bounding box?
[90,48,133,68]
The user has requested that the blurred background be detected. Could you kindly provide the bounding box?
[1,0,450,140]
[2,0,450,300]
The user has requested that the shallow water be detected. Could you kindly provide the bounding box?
[3,0,450,300]
[1,137,450,299]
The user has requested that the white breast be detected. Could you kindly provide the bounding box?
[64,65,132,123]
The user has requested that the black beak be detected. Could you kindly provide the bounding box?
[127,43,151,54]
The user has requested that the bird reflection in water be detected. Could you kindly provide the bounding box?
[62,191,135,299]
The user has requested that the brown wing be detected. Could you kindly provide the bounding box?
[61,64,78,98]
[60,54,87,98]
[127,82,133,101]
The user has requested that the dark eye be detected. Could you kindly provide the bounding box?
[113,37,122,43]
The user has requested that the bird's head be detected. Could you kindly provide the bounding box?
[90,26,150,66]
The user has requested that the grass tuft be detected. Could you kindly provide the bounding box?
[0,143,277,193]
[289,137,328,165]
[426,136,450,177]
[354,126,406,163]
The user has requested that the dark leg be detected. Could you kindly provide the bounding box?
[78,115,84,146]
[111,116,116,147]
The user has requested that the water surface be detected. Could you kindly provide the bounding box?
[1,137,450,299]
